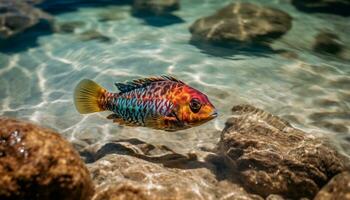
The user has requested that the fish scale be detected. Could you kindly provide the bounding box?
[108,87,173,126]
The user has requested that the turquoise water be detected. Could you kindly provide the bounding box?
[0,0,349,155]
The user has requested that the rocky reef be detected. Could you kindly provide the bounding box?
[89,154,261,200]
[218,105,348,199]
[0,117,94,200]
[1,104,349,200]
[314,171,350,200]
[189,2,292,46]
[85,105,349,199]
[0,0,52,38]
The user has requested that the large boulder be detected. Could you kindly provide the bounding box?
[131,0,183,27]
[0,0,52,38]
[86,139,263,200]
[189,2,292,46]
[132,0,180,16]
[314,171,350,200]
[92,183,158,200]
[0,117,94,200]
[292,0,350,16]
[217,105,348,199]
[89,155,263,200]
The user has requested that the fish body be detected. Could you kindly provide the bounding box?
[74,76,217,131]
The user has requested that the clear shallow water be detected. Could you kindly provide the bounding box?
[0,0,349,155]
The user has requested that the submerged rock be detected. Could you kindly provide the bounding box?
[55,21,85,34]
[189,2,292,46]
[0,117,94,200]
[132,0,180,16]
[292,0,350,16]
[98,11,126,22]
[132,0,183,27]
[89,154,262,200]
[313,31,345,56]
[80,138,198,167]
[83,105,350,200]
[79,30,111,42]
[314,171,350,200]
[92,183,156,200]
[311,121,348,133]
[24,0,45,5]
[0,0,52,38]
[84,138,262,199]
[217,105,347,199]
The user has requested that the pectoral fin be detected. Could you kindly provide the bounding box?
[113,118,140,127]
[144,111,184,131]
[168,111,184,127]
[107,114,119,119]
[107,113,141,127]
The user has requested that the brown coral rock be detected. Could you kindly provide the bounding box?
[189,2,292,45]
[218,105,347,199]
[89,154,262,200]
[133,0,180,15]
[0,117,94,200]
[93,183,153,200]
[314,171,350,200]
[0,0,52,38]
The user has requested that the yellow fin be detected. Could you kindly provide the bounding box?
[74,79,107,114]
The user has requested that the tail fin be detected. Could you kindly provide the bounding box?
[74,79,107,114]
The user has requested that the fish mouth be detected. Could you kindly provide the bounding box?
[191,110,218,126]
[210,110,218,118]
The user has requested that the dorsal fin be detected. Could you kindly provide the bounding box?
[115,75,184,93]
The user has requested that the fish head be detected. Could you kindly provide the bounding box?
[173,85,217,127]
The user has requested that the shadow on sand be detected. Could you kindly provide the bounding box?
[189,39,285,59]
[79,138,237,182]
[0,21,53,54]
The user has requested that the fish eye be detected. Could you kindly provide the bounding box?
[189,98,202,113]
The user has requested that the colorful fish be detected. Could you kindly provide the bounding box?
[74,75,217,131]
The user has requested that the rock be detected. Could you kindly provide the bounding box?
[131,0,183,27]
[84,138,264,200]
[217,105,347,199]
[189,3,292,46]
[311,121,348,133]
[0,0,52,38]
[279,50,299,60]
[132,0,180,16]
[80,138,199,167]
[54,21,85,34]
[314,171,350,200]
[98,11,126,22]
[92,183,156,200]
[79,30,111,42]
[292,0,350,16]
[313,31,344,55]
[309,111,350,121]
[89,153,263,200]
[0,117,94,200]
[24,0,45,5]
[313,98,340,107]
[266,194,285,200]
